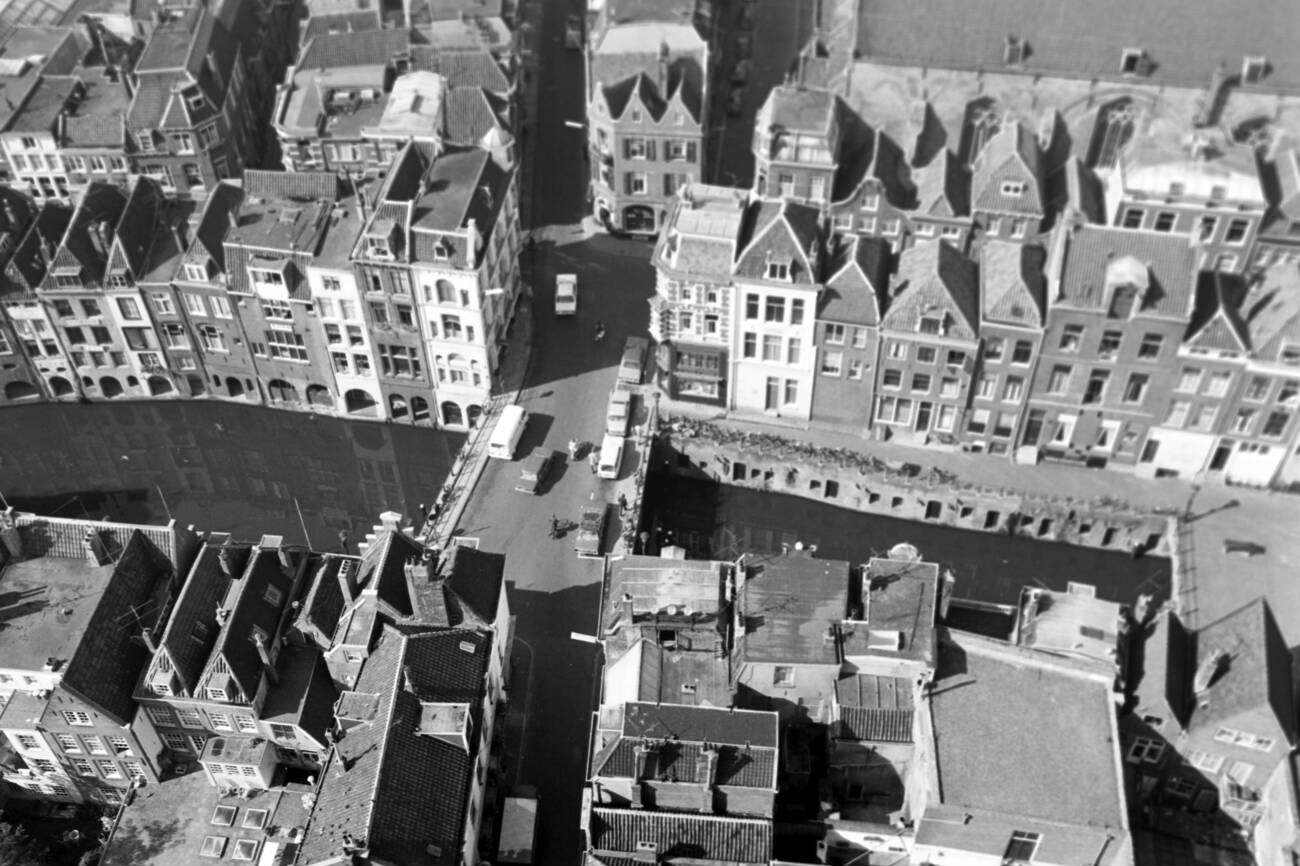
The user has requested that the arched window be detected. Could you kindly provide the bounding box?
[436,279,456,303]
[1092,99,1136,170]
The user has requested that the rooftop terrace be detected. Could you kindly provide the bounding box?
[0,555,115,673]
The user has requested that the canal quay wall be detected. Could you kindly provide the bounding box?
[659,416,1179,559]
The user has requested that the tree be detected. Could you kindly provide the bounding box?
[0,821,51,866]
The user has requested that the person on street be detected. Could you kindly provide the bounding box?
[550,514,559,538]
[568,439,579,460]
[589,451,598,473]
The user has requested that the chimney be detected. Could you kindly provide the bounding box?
[465,218,478,269]
[218,540,237,576]
[403,557,435,623]
[657,41,669,97]
[227,209,239,234]
[622,592,635,626]
[141,626,157,655]
[252,631,278,685]
[0,512,22,561]
[215,605,230,626]
[696,745,719,812]
[82,527,110,565]
[1193,648,1227,703]
[278,547,295,573]
[633,743,655,780]
[379,510,403,532]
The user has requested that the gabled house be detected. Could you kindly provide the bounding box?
[0,200,73,400]
[827,123,914,248]
[970,121,1045,243]
[874,239,979,445]
[0,189,43,402]
[296,626,498,866]
[908,149,971,250]
[586,11,708,234]
[810,234,889,429]
[1256,148,1300,269]
[650,184,747,405]
[0,511,198,806]
[730,200,823,419]
[969,240,1046,454]
[1125,600,1295,833]
[1025,224,1196,468]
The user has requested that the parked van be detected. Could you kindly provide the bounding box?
[488,405,528,459]
[606,389,632,438]
[597,433,624,479]
[618,336,650,384]
[555,274,577,316]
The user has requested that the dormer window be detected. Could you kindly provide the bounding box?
[367,236,390,256]
[918,314,945,335]
[207,688,228,702]
[630,108,643,123]
[1003,35,1026,66]
[184,263,209,282]
[432,240,450,262]
[1120,48,1150,76]
[766,261,790,280]
[187,91,206,112]
[1242,55,1267,84]
[1000,180,1026,197]
[136,130,154,152]
[249,268,285,288]
[1168,182,1185,196]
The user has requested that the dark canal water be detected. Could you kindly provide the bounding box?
[643,472,1172,610]
[0,401,464,548]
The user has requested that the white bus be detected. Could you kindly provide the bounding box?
[488,405,529,460]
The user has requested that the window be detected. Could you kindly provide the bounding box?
[211,296,232,318]
[1153,212,1176,232]
[975,373,996,399]
[1098,330,1122,359]
[1231,408,1255,433]
[862,193,879,211]
[825,324,845,345]
[208,713,234,732]
[1244,375,1270,401]
[1225,219,1249,244]
[264,584,283,606]
[1122,208,1144,229]
[762,335,781,361]
[1138,333,1163,359]
[810,176,827,201]
[63,711,92,726]
[742,333,756,358]
[939,377,958,398]
[243,809,269,830]
[820,351,843,376]
[198,325,226,352]
[1263,411,1290,438]
[200,836,227,858]
[270,723,295,741]
[1128,737,1165,763]
[71,758,94,776]
[145,706,175,727]
[1083,369,1109,404]
[911,373,931,392]
[1059,324,1083,351]
[54,734,80,753]
[115,297,141,320]
[30,758,57,773]
[161,733,189,752]
[261,299,292,320]
[1123,372,1148,403]
[766,261,790,281]
[778,174,794,196]
[791,298,805,325]
[786,337,801,364]
[1003,376,1024,401]
[1004,831,1040,863]
[1047,364,1071,394]
[150,293,174,315]
[967,407,990,434]
[627,173,647,195]
[773,666,794,687]
[916,346,937,364]
[231,839,258,861]
[107,736,130,755]
[999,180,1026,197]
[1228,761,1254,785]
[1204,371,1231,397]
[189,735,208,752]
[1165,400,1190,427]
[918,315,943,335]
[15,734,38,750]
[267,327,308,362]
[764,296,785,322]
[1187,750,1225,773]
[882,369,902,388]
[1008,340,1031,364]
[175,708,202,729]
[182,293,206,316]
[1010,218,1028,239]
[162,323,188,349]
[97,760,122,779]
[848,360,864,379]
[1199,216,1218,242]
[626,138,647,159]
[783,379,798,405]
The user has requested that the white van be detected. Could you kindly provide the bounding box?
[488,405,528,460]
[555,274,577,316]
[597,433,624,479]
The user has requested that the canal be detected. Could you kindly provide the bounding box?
[0,401,464,548]
[643,471,1172,609]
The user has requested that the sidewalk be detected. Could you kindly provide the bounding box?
[657,392,1300,641]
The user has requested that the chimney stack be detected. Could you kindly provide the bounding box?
[141,626,157,655]
[252,631,278,684]
[622,592,635,626]
[379,510,403,532]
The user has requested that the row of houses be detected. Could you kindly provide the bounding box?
[580,548,1298,866]
[650,176,1300,486]
[0,508,514,866]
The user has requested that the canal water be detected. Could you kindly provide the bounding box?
[0,402,464,548]
[643,472,1171,609]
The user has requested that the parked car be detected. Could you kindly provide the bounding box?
[597,433,625,480]
[575,505,607,557]
[730,59,750,86]
[618,336,650,384]
[514,448,557,494]
[606,389,632,437]
[555,273,577,316]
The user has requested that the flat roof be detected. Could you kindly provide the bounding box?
[0,555,115,673]
[739,552,849,665]
[101,768,312,866]
[855,0,1300,91]
[851,557,938,665]
[1016,587,1126,668]
[606,555,724,621]
[928,630,1124,830]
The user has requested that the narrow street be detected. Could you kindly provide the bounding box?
[452,0,657,861]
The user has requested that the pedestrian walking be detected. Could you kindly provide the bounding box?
[589,451,598,473]
[618,493,629,513]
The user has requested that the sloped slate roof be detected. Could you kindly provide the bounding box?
[51,181,127,279]
[60,532,172,724]
[885,239,980,339]
[1242,263,1300,362]
[155,537,247,696]
[912,149,969,217]
[734,200,821,284]
[200,547,297,701]
[441,546,503,625]
[971,122,1043,216]
[298,27,410,69]
[589,808,771,864]
[819,235,889,324]
[1187,598,1294,741]
[835,674,914,742]
[979,240,1045,327]
[1057,225,1196,319]
[1185,271,1250,352]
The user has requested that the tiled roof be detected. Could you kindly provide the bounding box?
[736,552,849,665]
[1185,271,1250,353]
[596,738,777,790]
[411,45,509,92]
[853,0,1300,90]
[831,123,913,209]
[302,10,383,43]
[971,122,1043,217]
[135,6,210,74]
[199,546,298,701]
[125,75,172,131]
[300,627,490,866]
[298,28,410,70]
[244,169,339,202]
[912,149,969,218]
[441,546,503,625]
[1186,598,1294,741]
[819,235,889,324]
[734,200,821,284]
[622,702,777,747]
[979,240,1045,327]
[1241,262,1300,362]
[152,537,248,696]
[835,674,913,742]
[50,181,127,281]
[928,629,1125,833]
[884,239,980,339]
[9,512,175,562]
[296,556,351,651]
[588,808,771,864]
[63,95,125,148]
[186,181,242,272]
[110,177,162,277]
[261,644,338,744]
[2,199,69,295]
[7,74,78,133]
[60,532,173,724]
[1056,225,1196,319]
[443,87,504,145]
